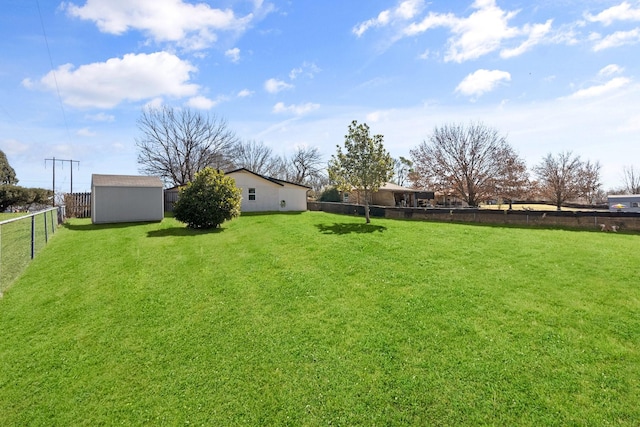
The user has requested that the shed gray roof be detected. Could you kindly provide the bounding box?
[92,174,163,188]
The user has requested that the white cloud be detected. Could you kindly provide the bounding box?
[145,97,165,109]
[0,139,29,156]
[592,28,640,51]
[455,69,511,97]
[289,62,321,80]
[565,77,631,99]
[24,52,199,109]
[353,0,424,37]
[500,20,553,58]
[272,102,319,116]
[76,127,96,137]
[403,11,456,36]
[237,89,253,98]
[264,78,293,94]
[400,0,553,62]
[585,2,640,26]
[599,64,624,76]
[366,110,391,123]
[186,95,218,109]
[225,47,241,63]
[85,112,115,122]
[63,0,270,50]
[418,48,430,59]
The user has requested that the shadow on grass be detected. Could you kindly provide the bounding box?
[240,211,305,217]
[146,227,224,237]
[315,223,387,235]
[62,221,161,231]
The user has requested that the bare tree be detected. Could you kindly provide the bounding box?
[136,106,238,186]
[495,146,530,209]
[393,156,413,187]
[622,165,640,194]
[533,151,583,210]
[230,140,286,177]
[410,122,522,207]
[287,146,324,185]
[578,160,602,204]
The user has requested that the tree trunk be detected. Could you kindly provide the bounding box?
[364,188,371,223]
[364,200,370,223]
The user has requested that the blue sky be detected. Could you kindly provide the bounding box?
[1,0,639,193]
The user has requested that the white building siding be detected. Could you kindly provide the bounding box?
[278,186,308,211]
[227,169,309,212]
[91,174,164,224]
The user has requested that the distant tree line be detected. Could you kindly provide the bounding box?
[134,106,637,212]
[409,122,611,210]
[0,150,51,212]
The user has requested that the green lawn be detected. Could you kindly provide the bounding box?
[1,212,639,426]
[0,211,56,294]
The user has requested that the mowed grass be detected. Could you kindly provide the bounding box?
[1,212,639,426]
[0,211,56,294]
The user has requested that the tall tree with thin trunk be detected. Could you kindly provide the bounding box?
[410,122,521,207]
[622,165,640,194]
[393,156,413,187]
[136,106,238,186]
[578,160,602,204]
[533,151,583,210]
[496,146,529,209]
[328,120,394,223]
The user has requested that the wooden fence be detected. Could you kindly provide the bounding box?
[164,189,180,212]
[64,192,91,218]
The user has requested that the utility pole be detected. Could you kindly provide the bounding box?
[45,157,80,206]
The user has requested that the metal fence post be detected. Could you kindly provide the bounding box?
[44,211,49,243]
[31,215,36,260]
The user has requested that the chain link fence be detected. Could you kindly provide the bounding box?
[0,206,66,296]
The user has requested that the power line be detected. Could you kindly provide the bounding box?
[45,157,80,205]
[36,0,72,144]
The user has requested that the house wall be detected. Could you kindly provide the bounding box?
[372,191,395,206]
[229,171,281,212]
[278,186,308,211]
[92,186,163,224]
[229,170,308,212]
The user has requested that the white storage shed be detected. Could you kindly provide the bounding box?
[91,174,164,224]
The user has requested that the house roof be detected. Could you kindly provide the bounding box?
[92,174,163,188]
[608,194,640,199]
[361,182,422,193]
[226,168,311,189]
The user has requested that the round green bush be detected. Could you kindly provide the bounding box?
[174,168,241,229]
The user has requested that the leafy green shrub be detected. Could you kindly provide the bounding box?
[319,187,341,202]
[174,168,241,229]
